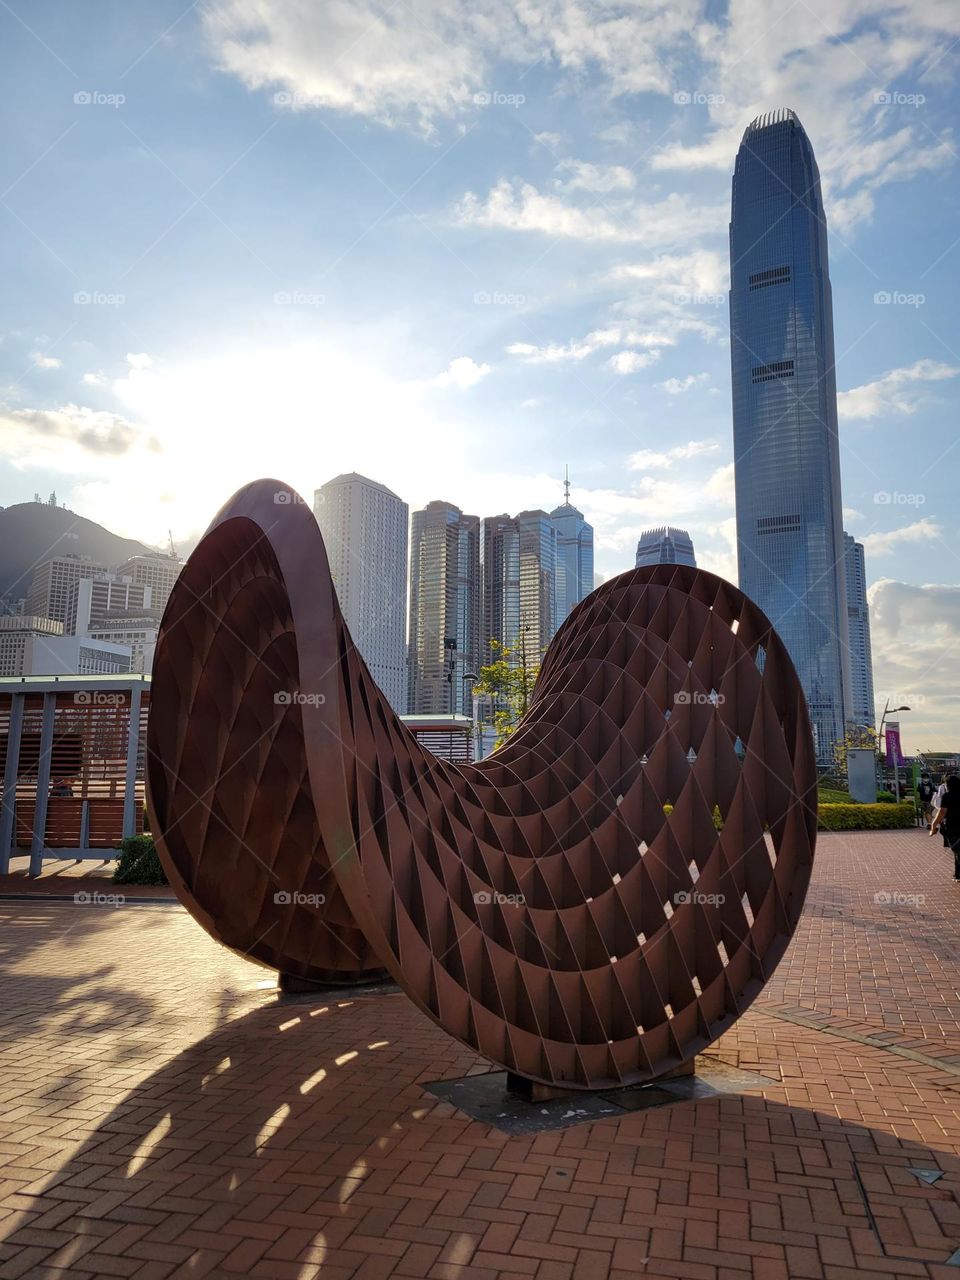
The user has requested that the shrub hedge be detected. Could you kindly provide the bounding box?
[662,800,915,832]
[112,835,169,885]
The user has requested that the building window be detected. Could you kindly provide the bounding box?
[751,359,795,384]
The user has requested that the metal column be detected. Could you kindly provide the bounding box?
[0,693,24,874]
[121,682,142,842]
[29,692,57,877]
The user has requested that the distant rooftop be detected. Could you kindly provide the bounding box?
[318,472,402,499]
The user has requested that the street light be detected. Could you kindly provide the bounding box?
[462,673,478,761]
[878,699,911,801]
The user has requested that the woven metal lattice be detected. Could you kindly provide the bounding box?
[147,480,816,1089]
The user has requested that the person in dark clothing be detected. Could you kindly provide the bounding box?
[917,772,936,826]
[931,775,960,879]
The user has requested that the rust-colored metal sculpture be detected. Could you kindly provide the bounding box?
[147,480,816,1089]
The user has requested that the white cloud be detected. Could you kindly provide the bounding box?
[557,160,635,193]
[126,352,153,370]
[862,518,943,556]
[627,440,720,470]
[82,372,107,387]
[608,350,660,375]
[507,325,672,366]
[868,579,960,748]
[455,179,725,248]
[659,373,709,394]
[427,355,491,389]
[0,402,154,461]
[31,353,61,370]
[838,359,958,421]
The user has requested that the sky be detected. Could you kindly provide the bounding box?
[1,0,958,750]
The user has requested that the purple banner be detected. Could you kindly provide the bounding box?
[885,725,904,766]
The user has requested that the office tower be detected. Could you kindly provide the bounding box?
[315,473,409,714]
[843,532,876,729]
[635,527,697,568]
[550,472,594,623]
[407,501,480,715]
[482,511,557,666]
[25,556,108,626]
[113,554,181,615]
[0,615,63,676]
[65,574,152,635]
[88,609,163,673]
[729,108,852,760]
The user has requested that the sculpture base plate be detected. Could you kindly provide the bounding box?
[279,968,390,994]
[506,1058,694,1102]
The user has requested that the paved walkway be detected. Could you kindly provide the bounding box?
[2,830,960,1279]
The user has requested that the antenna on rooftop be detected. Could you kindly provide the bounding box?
[563,464,571,505]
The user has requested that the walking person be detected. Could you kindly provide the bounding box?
[917,771,936,828]
[933,775,950,848]
[930,774,960,878]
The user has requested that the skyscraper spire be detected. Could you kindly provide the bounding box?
[563,465,571,506]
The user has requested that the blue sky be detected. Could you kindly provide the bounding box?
[1,0,958,747]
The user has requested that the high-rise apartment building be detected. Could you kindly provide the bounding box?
[843,532,876,729]
[635,527,697,568]
[407,502,480,715]
[0,615,63,677]
[113,554,181,616]
[550,474,594,624]
[25,556,108,626]
[729,108,852,760]
[314,473,409,714]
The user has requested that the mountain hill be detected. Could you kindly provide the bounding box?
[0,502,155,605]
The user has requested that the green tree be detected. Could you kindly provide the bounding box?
[473,630,540,750]
[832,723,878,785]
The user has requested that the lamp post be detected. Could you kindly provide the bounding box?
[878,699,911,801]
[462,673,478,762]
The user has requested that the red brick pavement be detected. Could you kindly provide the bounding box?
[2,829,960,1279]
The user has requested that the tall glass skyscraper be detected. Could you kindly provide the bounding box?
[482,510,557,667]
[843,532,876,729]
[407,501,480,715]
[729,108,852,760]
[550,474,594,623]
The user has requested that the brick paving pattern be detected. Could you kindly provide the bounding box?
[1,829,960,1278]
